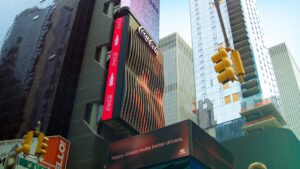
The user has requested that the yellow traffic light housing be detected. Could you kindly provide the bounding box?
[211,48,245,84]
[231,50,245,82]
[16,121,49,156]
[211,48,227,63]
[35,132,49,156]
[217,66,235,84]
[16,131,34,155]
[211,48,236,84]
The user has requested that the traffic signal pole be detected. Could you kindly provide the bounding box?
[213,0,230,49]
[212,0,245,83]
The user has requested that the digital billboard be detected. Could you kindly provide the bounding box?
[102,17,124,121]
[107,120,235,169]
[102,12,165,133]
[121,0,160,44]
[107,121,189,169]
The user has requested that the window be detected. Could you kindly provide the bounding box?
[203,103,207,109]
[225,96,231,104]
[103,2,109,15]
[233,93,240,102]
[223,82,229,89]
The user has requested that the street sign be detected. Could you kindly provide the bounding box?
[17,157,47,169]
[0,136,70,169]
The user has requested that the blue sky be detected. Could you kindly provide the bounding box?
[160,0,300,67]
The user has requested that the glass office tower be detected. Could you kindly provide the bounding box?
[160,33,197,125]
[189,0,280,125]
[270,43,300,139]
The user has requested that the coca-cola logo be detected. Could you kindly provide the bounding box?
[138,26,159,55]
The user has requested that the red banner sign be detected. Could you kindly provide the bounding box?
[102,17,124,121]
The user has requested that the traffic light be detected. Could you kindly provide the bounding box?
[231,50,245,82]
[16,131,34,155]
[35,132,49,156]
[211,48,235,84]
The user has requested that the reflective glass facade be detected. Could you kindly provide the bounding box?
[238,0,279,107]
[215,118,245,142]
[189,0,241,124]
[0,0,94,139]
[189,0,280,127]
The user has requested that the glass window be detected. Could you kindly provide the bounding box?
[203,103,207,109]
[225,96,231,104]
[233,93,240,102]
[223,82,229,89]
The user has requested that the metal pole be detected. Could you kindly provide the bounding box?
[214,0,230,48]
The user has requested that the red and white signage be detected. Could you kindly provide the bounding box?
[102,17,124,121]
[40,136,70,169]
[0,136,70,169]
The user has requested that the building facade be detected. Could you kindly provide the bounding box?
[160,33,197,125]
[189,0,280,128]
[197,99,216,129]
[0,0,163,168]
[0,0,94,140]
[68,0,163,168]
[269,43,300,139]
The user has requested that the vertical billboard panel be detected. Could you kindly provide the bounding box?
[102,12,165,133]
[121,0,159,44]
[102,17,124,121]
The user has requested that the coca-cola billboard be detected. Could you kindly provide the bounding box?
[101,12,165,133]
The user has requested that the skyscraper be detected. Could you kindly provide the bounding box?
[160,33,197,125]
[0,0,94,140]
[189,0,280,127]
[269,43,300,139]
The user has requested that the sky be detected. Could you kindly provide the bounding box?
[159,0,300,68]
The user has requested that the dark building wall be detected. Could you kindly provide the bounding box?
[45,0,95,138]
[222,128,300,169]
[67,0,119,168]
[0,0,94,139]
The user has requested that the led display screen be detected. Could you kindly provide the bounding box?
[102,17,124,121]
[107,121,189,169]
[102,13,165,133]
[121,0,159,44]
[107,120,235,169]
